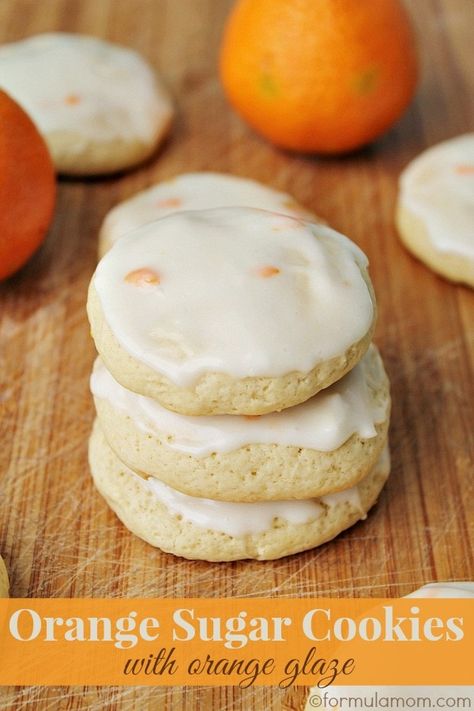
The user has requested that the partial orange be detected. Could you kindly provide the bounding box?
[0,90,56,280]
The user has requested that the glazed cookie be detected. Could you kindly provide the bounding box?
[397,133,474,287]
[89,422,390,561]
[91,345,390,501]
[88,207,376,415]
[0,33,173,175]
[98,172,319,256]
[0,556,9,597]
[405,581,474,598]
[305,582,474,710]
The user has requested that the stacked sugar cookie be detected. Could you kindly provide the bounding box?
[87,179,391,561]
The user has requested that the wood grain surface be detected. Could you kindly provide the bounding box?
[0,0,473,709]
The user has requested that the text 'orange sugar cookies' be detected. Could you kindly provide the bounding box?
[397,133,474,287]
[98,172,319,256]
[88,207,376,415]
[0,33,173,175]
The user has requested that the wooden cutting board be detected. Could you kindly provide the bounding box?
[0,1,472,708]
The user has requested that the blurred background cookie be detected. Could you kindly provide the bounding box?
[397,134,474,287]
[98,172,320,256]
[0,33,173,175]
[305,581,474,710]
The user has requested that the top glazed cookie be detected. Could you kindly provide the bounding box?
[88,207,376,415]
[98,172,318,256]
[397,133,474,287]
[0,33,173,175]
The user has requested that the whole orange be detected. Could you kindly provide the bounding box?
[0,90,56,281]
[220,0,418,154]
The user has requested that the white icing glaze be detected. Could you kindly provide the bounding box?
[144,476,324,536]
[93,207,374,385]
[399,133,474,259]
[0,33,171,142]
[319,486,364,514]
[101,172,313,247]
[134,446,389,537]
[319,447,389,515]
[90,346,387,456]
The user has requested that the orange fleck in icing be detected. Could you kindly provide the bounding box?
[257,266,280,278]
[281,199,300,210]
[125,268,160,287]
[64,93,81,105]
[156,197,183,208]
[455,164,474,175]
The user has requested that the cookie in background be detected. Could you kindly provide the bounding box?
[304,582,474,711]
[397,134,474,288]
[98,172,320,256]
[0,33,173,176]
